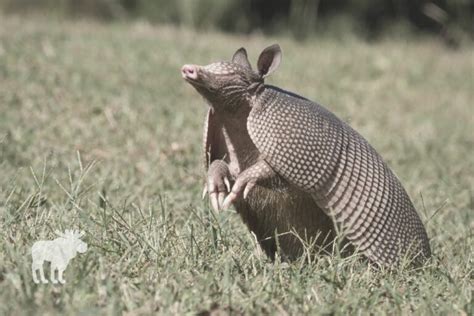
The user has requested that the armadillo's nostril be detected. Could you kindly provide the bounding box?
[181,64,198,80]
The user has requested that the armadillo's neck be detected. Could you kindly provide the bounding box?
[208,96,242,114]
[208,81,264,114]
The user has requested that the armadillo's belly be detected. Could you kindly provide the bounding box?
[234,183,335,260]
[314,127,431,265]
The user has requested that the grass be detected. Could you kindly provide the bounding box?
[0,15,472,315]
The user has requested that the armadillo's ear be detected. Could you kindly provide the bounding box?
[232,47,252,69]
[257,44,282,78]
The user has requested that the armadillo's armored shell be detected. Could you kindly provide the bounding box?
[248,87,430,265]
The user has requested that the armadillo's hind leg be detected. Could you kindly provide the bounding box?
[205,160,232,211]
[223,159,276,209]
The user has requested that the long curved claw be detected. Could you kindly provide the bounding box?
[243,181,256,199]
[224,177,231,192]
[222,191,238,210]
[222,179,256,209]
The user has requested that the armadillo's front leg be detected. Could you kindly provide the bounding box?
[222,159,275,209]
[205,160,232,211]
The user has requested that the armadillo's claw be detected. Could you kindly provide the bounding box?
[224,177,231,192]
[205,160,232,211]
[222,192,238,210]
[222,178,256,209]
[206,177,229,211]
[243,181,256,200]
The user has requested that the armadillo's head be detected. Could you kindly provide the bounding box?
[181,44,282,111]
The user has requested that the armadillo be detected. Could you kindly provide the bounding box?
[181,44,431,266]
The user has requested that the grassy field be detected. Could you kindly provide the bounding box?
[0,15,472,315]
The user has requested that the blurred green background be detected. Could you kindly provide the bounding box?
[1,0,472,43]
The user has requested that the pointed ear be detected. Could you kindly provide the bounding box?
[257,44,282,78]
[232,47,252,69]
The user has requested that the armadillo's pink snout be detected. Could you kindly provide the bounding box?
[181,64,198,80]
